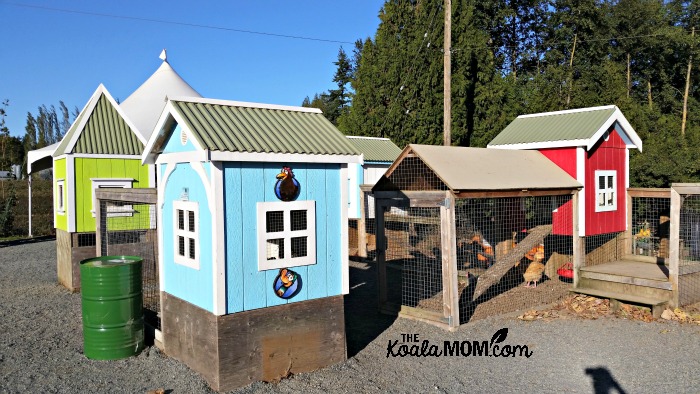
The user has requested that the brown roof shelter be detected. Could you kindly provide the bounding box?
[372,144,582,330]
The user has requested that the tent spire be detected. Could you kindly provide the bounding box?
[159,49,167,63]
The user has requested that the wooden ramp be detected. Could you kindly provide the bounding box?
[471,224,552,301]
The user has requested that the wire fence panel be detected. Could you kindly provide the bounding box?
[100,200,159,329]
[581,233,625,268]
[679,195,700,306]
[457,195,573,323]
[631,196,671,258]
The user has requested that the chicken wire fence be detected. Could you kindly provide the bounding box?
[678,194,700,306]
[379,195,575,325]
[99,199,160,329]
[630,194,671,258]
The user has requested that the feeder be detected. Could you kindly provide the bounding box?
[557,262,574,279]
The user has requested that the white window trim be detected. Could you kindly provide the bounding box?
[90,178,134,217]
[173,200,200,269]
[594,170,617,212]
[56,179,65,215]
[257,200,316,271]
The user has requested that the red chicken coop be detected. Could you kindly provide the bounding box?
[372,144,582,330]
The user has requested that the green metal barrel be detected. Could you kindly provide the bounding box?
[80,256,144,360]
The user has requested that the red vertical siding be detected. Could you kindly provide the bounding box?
[585,129,627,235]
[539,148,577,235]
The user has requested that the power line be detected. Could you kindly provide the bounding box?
[2,1,355,45]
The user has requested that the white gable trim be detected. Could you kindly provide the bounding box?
[141,102,206,165]
[63,85,147,155]
[587,107,642,152]
[209,151,363,164]
[346,136,393,141]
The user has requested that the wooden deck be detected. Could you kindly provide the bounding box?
[574,256,673,317]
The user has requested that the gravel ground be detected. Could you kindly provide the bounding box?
[2,240,700,393]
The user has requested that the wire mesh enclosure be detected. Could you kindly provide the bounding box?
[376,193,576,327]
[456,196,574,323]
[630,192,671,258]
[677,192,700,306]
[97,189,159,330]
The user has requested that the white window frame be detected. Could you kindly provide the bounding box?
[256,200,316,271]
[90,178,134,217]
[56,179,65,215]
[595,170,617,212]
[173,200,199,269]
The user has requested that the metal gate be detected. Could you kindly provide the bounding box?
[96,188,160,330]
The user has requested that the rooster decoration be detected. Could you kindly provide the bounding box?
[274,166,301,201]
[273,268,302,299]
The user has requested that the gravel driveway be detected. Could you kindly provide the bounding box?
[1,240,699,393]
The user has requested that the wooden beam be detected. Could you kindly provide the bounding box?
[669,186,681,307]
[627,188,671,199]
[572,191,584,288]
[625,189,633,255]
[443,192,459,328]
[454,188,578,199]
[95,196,103,257]
[670,183,700,195]
[95,188,158,204]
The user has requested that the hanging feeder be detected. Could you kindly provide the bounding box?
[557,262,574,279]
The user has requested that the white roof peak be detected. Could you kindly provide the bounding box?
[159,49,167,62]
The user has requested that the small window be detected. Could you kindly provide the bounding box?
[173,200,199,269]
[257,200,316,271]
[595,170,617,212]
[56,179,65,214]
[90,178,134,217]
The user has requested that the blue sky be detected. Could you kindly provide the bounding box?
[0,1,385,138]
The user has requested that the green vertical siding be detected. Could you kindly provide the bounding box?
[75,158,151,233]
[54,158,67,231]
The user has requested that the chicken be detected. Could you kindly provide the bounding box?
[274,166,300,201]
[523,261,546,288]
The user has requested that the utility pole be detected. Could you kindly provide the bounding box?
[443,0,452,146]
[682,26,695,137]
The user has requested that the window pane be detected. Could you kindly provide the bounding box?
[188,211,195,232]
[290,210,307,231]
[189,238,195,259]
[178,236,185,256]
[598,193,605,207]
[178,210,184,230]
[598,176,605,189]
[608,176,614,189]
[291,236,307,258]
[608,192,614,206]
[266,238,284,260]
[266,211,284,233]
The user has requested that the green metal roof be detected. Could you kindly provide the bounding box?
[346,136,402,163]
[54,86,144,156]
[488,106,617,146]
[170,100,361,156]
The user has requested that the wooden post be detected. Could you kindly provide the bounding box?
[358,186,368,259]
[440,192,459,329]
[443,0,451,146]
[376,199,388,312]
[95,197,103,257]
[625,190,633,255]
[669,186,681,308]
[572,190,584,288]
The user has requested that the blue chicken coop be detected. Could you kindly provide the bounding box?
[142,96,362,391]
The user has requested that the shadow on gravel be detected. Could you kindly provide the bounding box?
[585,367,627,394]
[344,258,396,358]
[0,235,55,248]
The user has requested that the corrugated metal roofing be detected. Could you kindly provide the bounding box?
[400,144,581,191]
[72,94,144,155]
[489,106,617,146]
[171,100,361,156]
[346,136,402,162]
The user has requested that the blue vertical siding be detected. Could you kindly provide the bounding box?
[223,161,343,313]
[161,162,213,312]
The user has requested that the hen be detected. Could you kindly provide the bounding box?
[523,261,546,288]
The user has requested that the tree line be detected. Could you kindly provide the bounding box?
[0,100,78,177]
[305,0,700,188]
